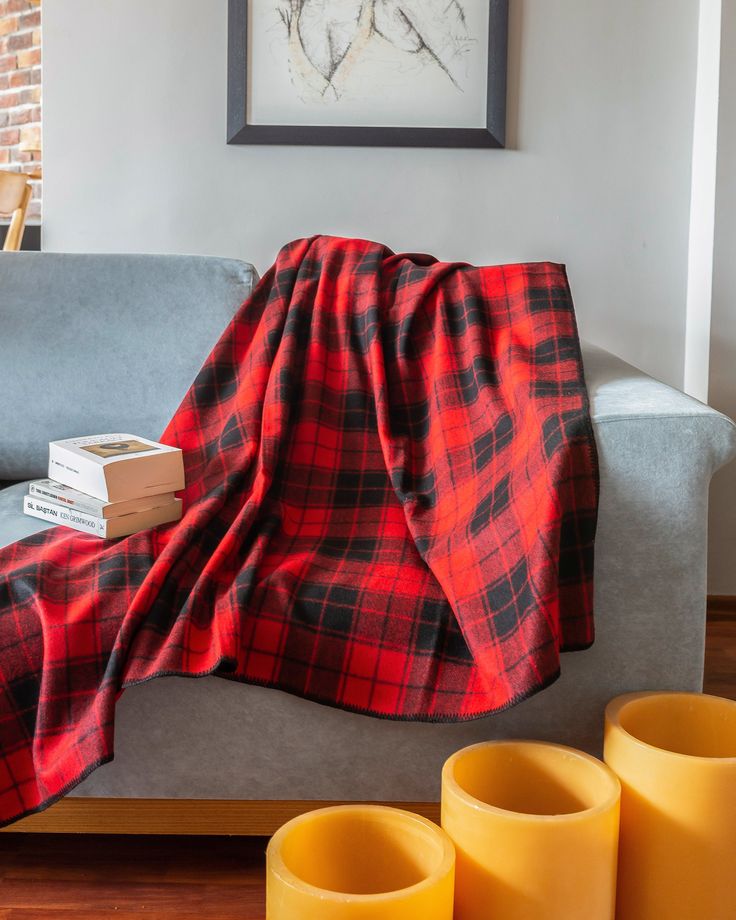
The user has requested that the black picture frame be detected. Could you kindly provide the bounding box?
[227,0,508,148]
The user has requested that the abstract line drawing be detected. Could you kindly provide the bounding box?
[276,0,474,101]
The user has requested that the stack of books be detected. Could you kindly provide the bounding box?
[23,434,186,539]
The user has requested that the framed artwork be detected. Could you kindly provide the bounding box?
[227,0,509,148]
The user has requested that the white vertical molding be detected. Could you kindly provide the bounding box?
[683,0,722,401]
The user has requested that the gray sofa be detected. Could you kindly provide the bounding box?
[1,252,735,811]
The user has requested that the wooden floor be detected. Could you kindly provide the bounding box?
[0,834,267,919]
[1,609,733,919]
[703,606,736,699]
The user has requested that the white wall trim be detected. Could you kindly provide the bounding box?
[683,0,722,402]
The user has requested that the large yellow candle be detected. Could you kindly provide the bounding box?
[266,805,455,919]
[442,741,620,920]
[604,691,736,920]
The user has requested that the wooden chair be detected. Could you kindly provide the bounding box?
[0,170,33,252]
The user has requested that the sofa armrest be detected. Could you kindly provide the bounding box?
[582,342,736,474]
[579,341,736,694]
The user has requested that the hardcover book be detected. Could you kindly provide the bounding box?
[23,494,183,539]
[29,479,176,519]
[48,434,185,503]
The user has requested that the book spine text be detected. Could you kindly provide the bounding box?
[28,483,104,516]
[23,496,106,537]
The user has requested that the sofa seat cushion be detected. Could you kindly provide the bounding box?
[0,482,52,549]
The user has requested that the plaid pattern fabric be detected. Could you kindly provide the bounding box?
[0,236,598,826]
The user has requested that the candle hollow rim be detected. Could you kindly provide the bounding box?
[442,740,620,821]
[267,805,455,902]
[606,691,736,762]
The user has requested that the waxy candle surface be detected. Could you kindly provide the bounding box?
[605,692,736,920]
[442,740,620,920]
[266,805,455,919]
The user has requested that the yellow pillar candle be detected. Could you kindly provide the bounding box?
[604,691,736,920]
[442,740,620,920]
[266,805,455,920]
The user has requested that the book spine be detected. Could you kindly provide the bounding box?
[23,496,106,537]
[28,483,105,516]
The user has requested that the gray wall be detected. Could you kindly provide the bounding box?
[42,0,699,388]
[709,0,736,595]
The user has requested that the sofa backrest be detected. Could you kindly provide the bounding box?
[0,252,258,479]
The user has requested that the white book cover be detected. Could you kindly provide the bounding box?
[23,494,183,539]
[48,434,185,503]
[29,479,176,519]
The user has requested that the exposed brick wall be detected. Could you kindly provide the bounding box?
[0,0,41,221]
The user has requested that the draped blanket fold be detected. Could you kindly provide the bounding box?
[0,236,598,826]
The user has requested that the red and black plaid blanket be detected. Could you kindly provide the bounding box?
[0,236,597,826]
